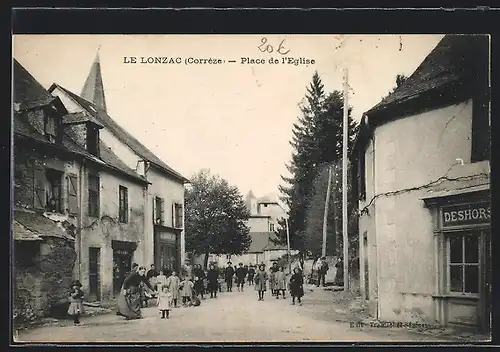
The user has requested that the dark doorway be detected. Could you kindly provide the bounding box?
[363,232,369,300]
[88,247,101,301]
[113,249,132,295]
[154,229,179,274]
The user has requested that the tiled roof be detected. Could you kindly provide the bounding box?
[13,220,43,241]
[13,210,74,241]
[50,84,189,183]
[13,59,56,111]
[62,111,104,128]
[366,34,487,117]
[99,140,149,183]
[14,115,148,184]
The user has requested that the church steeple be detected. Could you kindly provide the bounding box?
[81,46,107,112]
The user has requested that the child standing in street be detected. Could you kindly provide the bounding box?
[180,277,194,307]
[289,267,304,306]
[254,264,268,301]
[275,266,287,299]
[67,280,85,325]
[157,284,172,319]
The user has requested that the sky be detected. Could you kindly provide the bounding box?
[13,34,444,199]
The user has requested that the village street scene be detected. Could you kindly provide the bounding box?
[12,34,490,344]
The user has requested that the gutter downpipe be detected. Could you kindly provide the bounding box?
[77,158,85,279]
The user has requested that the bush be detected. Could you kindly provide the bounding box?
[13,288,37,327]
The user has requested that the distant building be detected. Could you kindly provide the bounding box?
[49,49,189,287]
[229,191,297,268]
[353,35,490,330]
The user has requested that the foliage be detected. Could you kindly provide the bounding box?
[278,71,359,255]
[185,169,252,261]
[381,73,408,101]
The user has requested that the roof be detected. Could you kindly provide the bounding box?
[366,34,488,118]
[246,231,279,253]
[13,59,56,111]
[13,220,43,241]
[354,34,488,154]
[49,84,189,183]
[13,210,74,241]
[62,111,104,128]
[14,115,148,184]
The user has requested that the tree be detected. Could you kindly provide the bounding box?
[278,71,359,257]
[185,169,252,268]
[381,73,408,101]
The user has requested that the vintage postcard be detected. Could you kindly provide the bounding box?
[12,33,491,344]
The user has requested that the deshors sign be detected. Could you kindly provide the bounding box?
[442,202,490,227]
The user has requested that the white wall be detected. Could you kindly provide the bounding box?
[147,167,186,265]
[359,99,490,323]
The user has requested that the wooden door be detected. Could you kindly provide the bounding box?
[481,230,491,332]
[88,247,101,301]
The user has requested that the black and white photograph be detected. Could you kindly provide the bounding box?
[11,33,491,343]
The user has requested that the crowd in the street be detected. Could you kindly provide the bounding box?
[65,258,338,325]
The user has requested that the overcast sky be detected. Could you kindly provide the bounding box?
[13,34,443,199]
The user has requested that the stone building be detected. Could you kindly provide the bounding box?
[353,35,490,331]
[49,50,188,278]
[13,58,152,312]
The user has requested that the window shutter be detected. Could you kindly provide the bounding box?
[172,203,176,227]
[67,174,78,214]
[33,163,46,210]
[160,198,165,223]
[153,198,156,223]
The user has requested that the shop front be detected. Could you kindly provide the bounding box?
[154,225,181,274]
[423,186,491,332]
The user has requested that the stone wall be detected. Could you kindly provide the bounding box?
[13,237,76,327]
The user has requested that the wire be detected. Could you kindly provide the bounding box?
[359,163,489,215]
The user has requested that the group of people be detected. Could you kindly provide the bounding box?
[65,260,308,325]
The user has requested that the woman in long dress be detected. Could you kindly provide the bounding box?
[166,271,181,308]
[117,267,156,320]
[289,267,304,306]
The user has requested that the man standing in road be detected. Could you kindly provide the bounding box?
[317,257,329,287]
[235,263,246,292]
[225,262,235,292]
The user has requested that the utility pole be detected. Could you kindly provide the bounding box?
[342,68,349,291]
[322,165,333,258]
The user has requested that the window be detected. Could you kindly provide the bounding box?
[44,115,57,143]
[153,196,164,224]
[270,223,275,232]
[45,169,63,213]
[357,150,366,200]
[173,203,183,228]
[448,234,480,294]
[87,124,100,157]
[88,172,100,218]
[119,186,128,223]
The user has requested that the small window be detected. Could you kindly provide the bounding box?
[88,172,100,218]
[448,234,480,294]
[87,124,100,157]
[46,169,63,213]
[119,186,128,223]
[154,196,164,224]
[270,223,275,232]
[44,115,57,143]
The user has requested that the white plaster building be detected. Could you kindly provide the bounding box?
[353,35,490,331]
